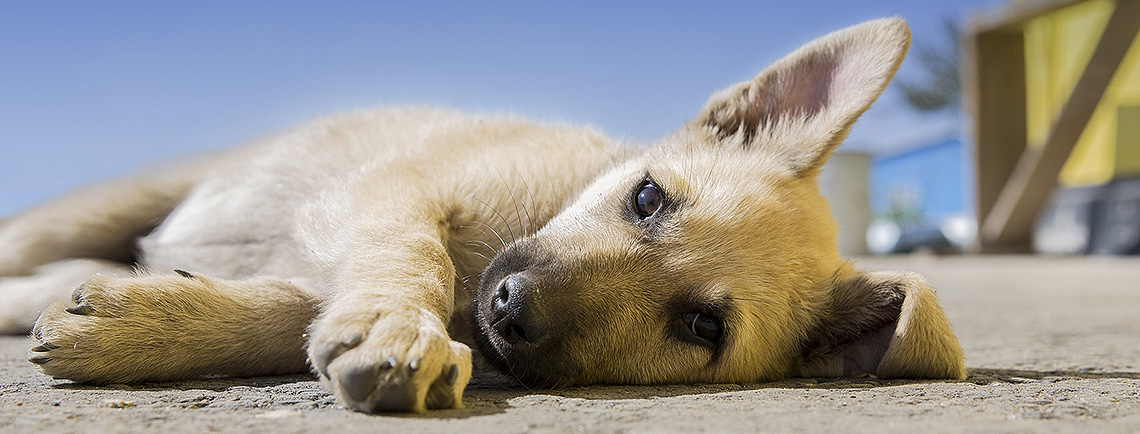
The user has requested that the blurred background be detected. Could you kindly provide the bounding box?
[2,0,1137,256]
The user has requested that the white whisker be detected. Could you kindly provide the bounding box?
[463,239,501,256]
[493,166,527,240]
[513,167,536,236]
[473,197,517,244]
[466,219,508,250]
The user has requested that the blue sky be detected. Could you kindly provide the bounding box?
[1,0,1002,217]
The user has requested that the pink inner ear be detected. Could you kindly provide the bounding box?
[749,52,837,129]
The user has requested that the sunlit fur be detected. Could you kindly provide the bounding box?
[1,18,964,414]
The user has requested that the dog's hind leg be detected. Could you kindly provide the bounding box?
[0,258,131,334]
[0,156,229,334]
[28,270,319,384]
[0,156,223,278]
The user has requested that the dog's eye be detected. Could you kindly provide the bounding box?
[634,182,662,218]
[683,312,722,343]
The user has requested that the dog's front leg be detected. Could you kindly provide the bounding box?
[307,217,472,413]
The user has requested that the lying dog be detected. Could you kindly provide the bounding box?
[0,18,965,413]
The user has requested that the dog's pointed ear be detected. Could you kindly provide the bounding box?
[691,18,910,176]
[794,270,966,380]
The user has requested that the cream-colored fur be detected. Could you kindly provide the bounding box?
[1,18,965,413]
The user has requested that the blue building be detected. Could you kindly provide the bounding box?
[870,137,973,225]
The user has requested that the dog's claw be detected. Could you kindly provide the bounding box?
[30,343,58,352]
[343,333,362,347]
[408,357,420,372]
[28,355,50,365]
[174,269,195,279]
[65,304,94,315]
[380,357,397,370]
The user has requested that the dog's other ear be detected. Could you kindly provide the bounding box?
[795,270,966,380]
[692,18,910,176]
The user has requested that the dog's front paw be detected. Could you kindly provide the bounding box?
[308,303,472,413]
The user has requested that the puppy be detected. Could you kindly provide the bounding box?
[0,18,965,413]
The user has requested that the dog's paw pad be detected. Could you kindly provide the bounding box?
[308,311,472,413]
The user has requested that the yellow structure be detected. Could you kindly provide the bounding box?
[1023,0,1140,185]
[966,0,1140,251]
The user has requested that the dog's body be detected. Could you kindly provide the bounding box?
[0,19,965,413]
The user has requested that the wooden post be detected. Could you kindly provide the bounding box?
[964,28,1027,252]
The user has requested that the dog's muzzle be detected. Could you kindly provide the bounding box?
[490,273,547,345]
[473,242,583,386]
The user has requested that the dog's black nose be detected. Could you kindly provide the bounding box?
[492,273,545,344]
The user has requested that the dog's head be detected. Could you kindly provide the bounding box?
[473,18,965,387]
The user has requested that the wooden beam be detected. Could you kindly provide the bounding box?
[964,29,1027,252]
[980,0,1140,248]
[969,0,1084,34]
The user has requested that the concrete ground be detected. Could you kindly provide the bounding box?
[2,255,1138,433]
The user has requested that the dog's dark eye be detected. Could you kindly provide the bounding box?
[634,182,662,218]
[683,312,722,343]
